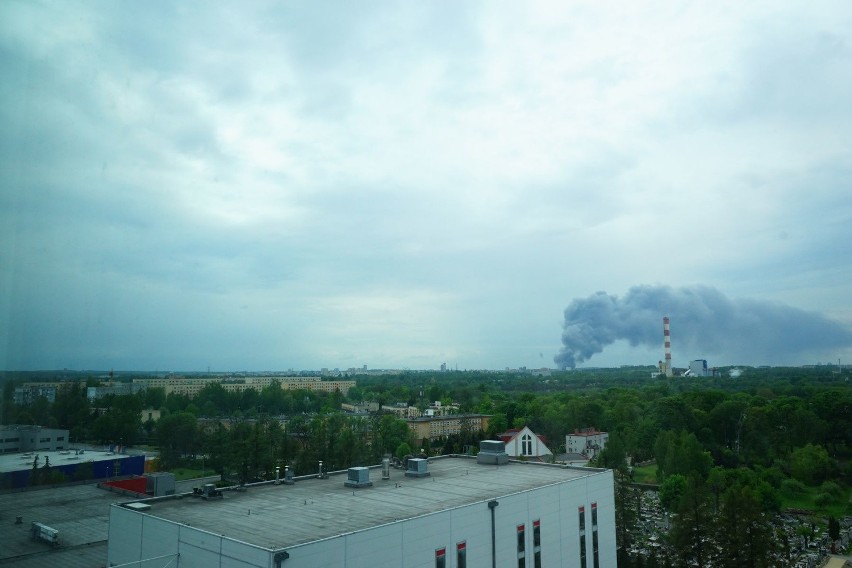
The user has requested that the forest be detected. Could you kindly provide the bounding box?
[2,366,850,566]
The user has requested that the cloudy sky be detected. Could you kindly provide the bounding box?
[2,1,851,372]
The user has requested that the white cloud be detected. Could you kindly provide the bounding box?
[1,0,851,370]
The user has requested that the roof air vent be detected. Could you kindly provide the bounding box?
[344,467,373,488]
[477,440,509,465]
[405,458,430,478]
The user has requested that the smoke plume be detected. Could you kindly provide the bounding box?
[554,284,852,368]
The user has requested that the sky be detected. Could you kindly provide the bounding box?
[1,1,851,372]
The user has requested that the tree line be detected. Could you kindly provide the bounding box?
[3,366,850,566]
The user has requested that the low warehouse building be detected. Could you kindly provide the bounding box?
[107,448,616,567]
[0,448,144,489]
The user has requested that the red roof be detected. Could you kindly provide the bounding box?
[496,428,547,444]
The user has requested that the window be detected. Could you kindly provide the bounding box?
[579,507,587,568]
[592,503,599,568]
[517,523,526,568]
[578,506,585,532]
[592,531,599,568]
[457,541,466,568]
[435,547,446,568]
[521,433,533,455]
[57,436,65,441]
[533,519,542,568]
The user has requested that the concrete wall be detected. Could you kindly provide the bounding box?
[108,506,272,568]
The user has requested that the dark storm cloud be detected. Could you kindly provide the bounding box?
[555,285,852,368]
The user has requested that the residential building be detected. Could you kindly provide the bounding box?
[132,376,355,397]
[13,384,58,406]
[566,428,609,461]
[87,382,147,402]
[406,414,491,442]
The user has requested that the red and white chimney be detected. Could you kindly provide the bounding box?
[663,316,672,377]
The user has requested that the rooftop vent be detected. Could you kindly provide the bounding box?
[477,440,509,465]
[344,467,373,488]
[146,472,175,496]
[405,458,430,478]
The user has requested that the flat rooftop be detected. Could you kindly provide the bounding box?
[0,476,217,567]
[0,449,132,473]
[122,457,606,550]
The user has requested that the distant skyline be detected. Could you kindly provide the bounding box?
[2,2,851,371]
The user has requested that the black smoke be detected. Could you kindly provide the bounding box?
[554,284,852,368]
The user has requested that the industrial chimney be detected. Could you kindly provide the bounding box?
[663,316,672,377]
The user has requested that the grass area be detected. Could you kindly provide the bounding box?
[170,468,214,481]
[632,464,658,485]
[780,486,852,518]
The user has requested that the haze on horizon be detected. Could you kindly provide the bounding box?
[2,1,851,372]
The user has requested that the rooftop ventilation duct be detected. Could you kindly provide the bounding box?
[477,440,509,465]
[404,458,430,478]
[344,467,373,488]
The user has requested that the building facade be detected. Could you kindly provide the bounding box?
[566,428,609,461]
[13,385,58,406]
[87,382,148,401]
[0,425,69,453]
[407,414,491,442]
[107,454,616,568]
[133,376,355,397]
[688,359,709,377]
[498,426,553,459]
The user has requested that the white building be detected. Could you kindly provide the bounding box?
[0,425,69,453]
[497,426,553,460]
[686,360,709,377]
[107,452,616,568]
[566,428,609,461]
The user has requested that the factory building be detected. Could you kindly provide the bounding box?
[107,446,616,568]
[687,359,709,377]
[0,425,69,454]
[0,447,144,489]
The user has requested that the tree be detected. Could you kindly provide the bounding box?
[156,412,199,468]
[395,442,413,461]
[668,476,712,568]
[655,430,712,481]
[713,483,776,567]
[659,474,687,513]
[789,444,832,485]
[613,468,637,567]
